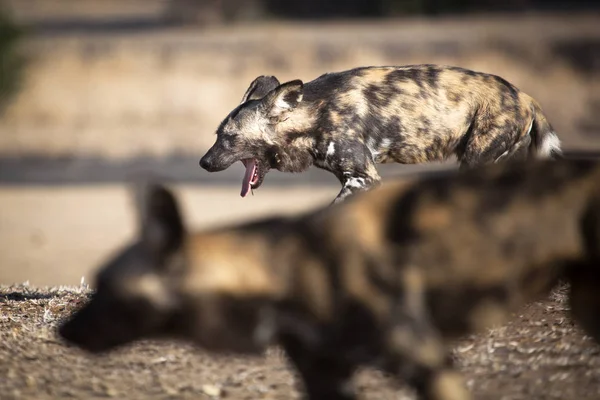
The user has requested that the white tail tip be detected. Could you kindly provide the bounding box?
[539,132,562,158]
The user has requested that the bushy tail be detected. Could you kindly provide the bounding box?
[528,97,563,159]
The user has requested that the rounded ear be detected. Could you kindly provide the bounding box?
[240,75,281,104]
[135,182,186,257]
[262,79,304,118]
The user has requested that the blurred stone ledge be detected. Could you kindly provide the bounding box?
[1,150,599,185]
[0,13,598,162]
[0,153,454,185]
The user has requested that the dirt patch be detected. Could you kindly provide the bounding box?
[1,284,599,400]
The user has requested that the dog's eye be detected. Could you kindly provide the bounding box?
[222,134,237,144]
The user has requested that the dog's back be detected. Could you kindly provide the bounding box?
[304,65,560,165]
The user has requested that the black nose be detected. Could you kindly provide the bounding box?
[199,157,211,171]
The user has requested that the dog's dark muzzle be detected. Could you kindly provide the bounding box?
[199,154,228,172]
[199,155,219,172]
[199,145,239,172]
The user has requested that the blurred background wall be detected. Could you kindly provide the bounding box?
[0,0,599,286]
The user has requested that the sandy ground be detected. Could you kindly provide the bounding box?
[1,284,600,400]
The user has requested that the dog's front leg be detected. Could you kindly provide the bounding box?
[382,267,471,400]
[280,334,358,400]
[324,142,382,204]
[333,177,369,204]
[332,171,381,204]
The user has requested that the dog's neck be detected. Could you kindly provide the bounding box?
[269,101,324,173]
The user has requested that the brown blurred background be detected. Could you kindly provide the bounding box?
[0,0,599,286]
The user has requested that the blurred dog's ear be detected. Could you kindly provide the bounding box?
[135,182,186,258]
[262,80,304,119]
[240,75,281,104]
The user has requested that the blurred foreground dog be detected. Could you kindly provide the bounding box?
[60,157,600,400]
[199,64,562,203]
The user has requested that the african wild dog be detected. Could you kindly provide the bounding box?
[59,157,600,400]
[199,64,562,203]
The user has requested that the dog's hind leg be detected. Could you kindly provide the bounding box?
[383,268,471,400]
[280,334,358,400]
[458,110,533,170]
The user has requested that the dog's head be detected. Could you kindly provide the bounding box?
[58,183,188,353]
[199,75,304,197]
[59,183,282,355]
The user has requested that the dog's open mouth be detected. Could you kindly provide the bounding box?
[241,159,260,197]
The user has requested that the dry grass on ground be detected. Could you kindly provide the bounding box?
[2,284,600,400]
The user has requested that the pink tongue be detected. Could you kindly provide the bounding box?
[240,159,256,198]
